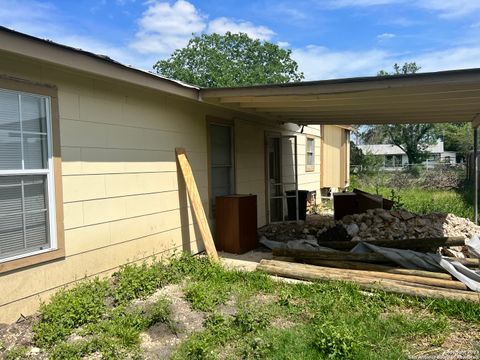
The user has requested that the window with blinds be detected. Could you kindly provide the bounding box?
[0,89,55,261]
[306,137,315,171]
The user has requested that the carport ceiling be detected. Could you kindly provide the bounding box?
[200,68,480,126]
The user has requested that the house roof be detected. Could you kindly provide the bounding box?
[0,26,199,100]
[358,141,445,155]
[2,26,480,127]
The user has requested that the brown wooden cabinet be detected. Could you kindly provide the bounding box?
[215,194,257,254]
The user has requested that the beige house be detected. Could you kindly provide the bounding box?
[0,28,351,323]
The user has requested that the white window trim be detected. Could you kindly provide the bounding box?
[0,89,57,263]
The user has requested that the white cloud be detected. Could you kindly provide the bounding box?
[130,1,276,56]
[277,41,291,48]
[329,0,480,18]
[0,0,158,69]
[292,45,391,80]
[0,0,60,37]
[376,33,396,44]
[207,17,275,40]
[57,35,158,69]
[130,0,206,55]
[414,46,480,72]
[377,32,395,40]
[292,42,480,81]
[416,0,480,18]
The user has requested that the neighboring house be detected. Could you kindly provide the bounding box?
[357,140,456,169]
[0,28,350,322]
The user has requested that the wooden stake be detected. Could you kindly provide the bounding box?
[445,257,480,268]
[299,259,452,280]
[271,259,466,290]
[272,248,390,263]
[258,259,480,302]
[176,148,219,261]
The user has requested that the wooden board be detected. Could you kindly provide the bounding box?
[278,260,467,290]
[258,259,480,302]
[300,259,452,280]
[272,248,390,263]
[176,148,219,261]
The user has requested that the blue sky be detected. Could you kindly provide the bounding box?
[2,0,480,80]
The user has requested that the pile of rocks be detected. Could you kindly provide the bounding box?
[337,209,480,242]
[258,209,480,254]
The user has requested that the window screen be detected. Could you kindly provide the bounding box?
[306,137,315,170]
[0,90,54,261]
[209,124,234,215]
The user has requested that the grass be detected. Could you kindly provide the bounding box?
[374,186,473,219]
[16,254,479,359]
[349,173,474,219]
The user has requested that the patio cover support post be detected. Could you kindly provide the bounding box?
[474,126,478,224]
[295,136,299,221]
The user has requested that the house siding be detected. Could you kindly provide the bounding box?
[0,52,323,323]
[321,125,348,188]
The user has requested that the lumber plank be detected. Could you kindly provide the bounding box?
[258,259,480,302]
[272,248,390,263]
[315,237,465,251]
[445,257,480,267]
[300,259,453,280]
[265,259,466,290]
[175,148,219,262]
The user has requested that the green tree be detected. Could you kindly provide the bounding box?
[359,62,436,164]
[435,122,472,157]
[377,62,421,76]
[154,32,304,88]
[381,123,436,164]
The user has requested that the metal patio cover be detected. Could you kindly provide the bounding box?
[200,68,480,126]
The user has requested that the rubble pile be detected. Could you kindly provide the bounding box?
[258,209,480,256]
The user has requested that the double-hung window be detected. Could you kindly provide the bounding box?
[306,137,315,172]
[0,88,57,263]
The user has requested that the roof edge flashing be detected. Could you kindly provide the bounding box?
[0,26,199,100]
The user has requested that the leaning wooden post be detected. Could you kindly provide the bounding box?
[176,148,219,261]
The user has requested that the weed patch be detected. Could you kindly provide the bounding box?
[33,278,109,348]
[18,253,479,359]
[311,321,359,359]
[4,346,29,360]
[112,261,167,304]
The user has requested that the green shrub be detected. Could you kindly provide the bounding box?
[112,261,166,304]
[144,297,171,327]
[241,337,273,359]
[81,302,169,349]
[184,281,229,312]
[4,346,29,360]
[174,332,217,360]
[233,307,269,334]
[33,278,109,348]
[311,322,359,359]
[49,337,127,360]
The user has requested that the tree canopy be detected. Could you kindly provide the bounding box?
[356,62,439,165]
[154,32,304,88]
[377,62,421,76]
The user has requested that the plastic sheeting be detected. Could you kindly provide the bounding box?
[352,242,480,292]
[259,236,480,292]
